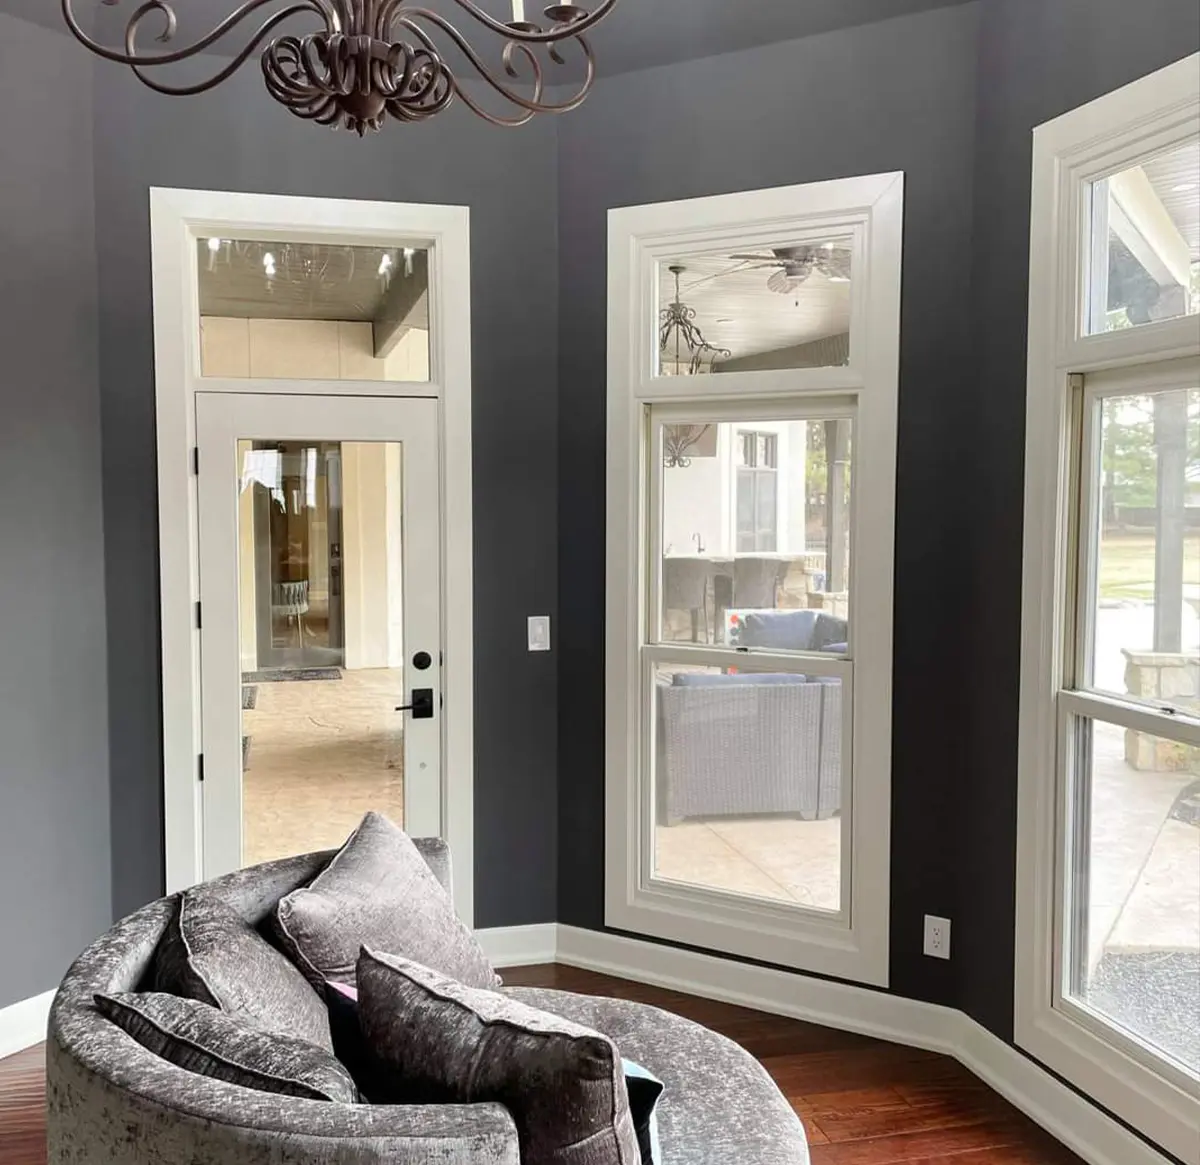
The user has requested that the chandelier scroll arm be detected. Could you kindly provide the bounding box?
[394,11,598,120]
[61,0,338,68]
[128,5,324,96]
[440,0,619,45]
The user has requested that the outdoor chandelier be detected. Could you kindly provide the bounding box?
[662,424,712,469]
[61,0,620,135]
[659,264,730,376]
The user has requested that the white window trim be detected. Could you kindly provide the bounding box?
[150,188,475,926]
[1017,54,1200,1162]
[606,173,903,987]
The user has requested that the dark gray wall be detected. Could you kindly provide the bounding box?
[91,62,560,926]
[959,0,1200,1042]
[0,15,110,1008]
[556,2,982,1010]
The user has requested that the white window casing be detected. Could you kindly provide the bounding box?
[606,174,904,987]
[1018,54,1200,1162]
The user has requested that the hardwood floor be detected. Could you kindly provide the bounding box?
[0,965,1084,1164]
[0,1044,45,1165]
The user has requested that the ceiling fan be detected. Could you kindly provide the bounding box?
[727,244,852,294]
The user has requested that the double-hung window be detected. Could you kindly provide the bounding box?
[606,175,903,985]
[1019,54,1200,1160]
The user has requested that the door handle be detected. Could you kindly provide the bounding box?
[395,688,434,719]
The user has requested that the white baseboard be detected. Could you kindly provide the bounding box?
[0,990,54,1061]
[476,923,559,969]
[553,926,1171,1165]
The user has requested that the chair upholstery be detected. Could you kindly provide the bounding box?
[507,989,808,1165]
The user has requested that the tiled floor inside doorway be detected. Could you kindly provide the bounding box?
[241,667,405,866]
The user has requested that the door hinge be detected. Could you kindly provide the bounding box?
[195,600,202,629]
[191,446,200,475]
[198,754,205,783]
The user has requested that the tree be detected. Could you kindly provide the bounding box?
[1101,392,1200,523]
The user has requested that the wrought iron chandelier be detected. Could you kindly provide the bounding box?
[662,424,712,469]
[659,264,730,375]
[61,0,620,135]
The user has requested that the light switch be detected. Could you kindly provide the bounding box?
[527,615,551,652]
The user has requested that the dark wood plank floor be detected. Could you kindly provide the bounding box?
[0,965,1084,1164]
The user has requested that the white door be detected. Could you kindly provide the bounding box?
[196,392,442,878]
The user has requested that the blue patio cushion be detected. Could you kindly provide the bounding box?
[738,610,848,651]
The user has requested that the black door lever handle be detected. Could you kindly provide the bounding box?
[395,688,434,719]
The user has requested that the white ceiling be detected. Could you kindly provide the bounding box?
[197,239,429,323]
[658,244,852,364]
[1142,138,1200,260]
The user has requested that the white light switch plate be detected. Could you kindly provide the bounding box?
[527,615,551,652]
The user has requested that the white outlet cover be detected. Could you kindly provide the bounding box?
[527,615,551,652]
[923,914,951,960]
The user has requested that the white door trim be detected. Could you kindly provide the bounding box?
[150,187,474,925]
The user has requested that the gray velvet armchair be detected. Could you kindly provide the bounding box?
[46,843,810,1164]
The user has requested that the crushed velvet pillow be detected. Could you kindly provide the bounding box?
[357,949,641,1165]
[273,812,497,991]
[95,992,358,1102]
[154,888,333,1052]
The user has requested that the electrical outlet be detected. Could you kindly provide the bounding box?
[923,914,951,960]
[527,615,551,652]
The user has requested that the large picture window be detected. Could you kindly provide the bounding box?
[607,175,903,986]
[1019,55,1200,1160]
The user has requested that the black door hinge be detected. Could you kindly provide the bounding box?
[198,754,205,783]
[192,446,200,475]
[195,601,202,629]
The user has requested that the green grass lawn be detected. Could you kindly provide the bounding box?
[1099,533,1200,601]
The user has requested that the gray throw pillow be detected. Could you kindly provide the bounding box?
[95,992,358,1102]
[154,888,333,1051]
[357,949,641,1165]
[273,812,497,991]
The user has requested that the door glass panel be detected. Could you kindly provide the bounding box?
[1085,139,1200,335]
[1087,388,1200,711]
[658,416,852,646]
[651,662,843,913]
[1067,716,1200,1075]
[656,236,853,376]
[197,238,430,381]
[238,439,408,865]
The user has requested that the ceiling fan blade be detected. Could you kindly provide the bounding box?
[767,269,804,295]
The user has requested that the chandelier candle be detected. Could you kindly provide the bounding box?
[61,0,621,134]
